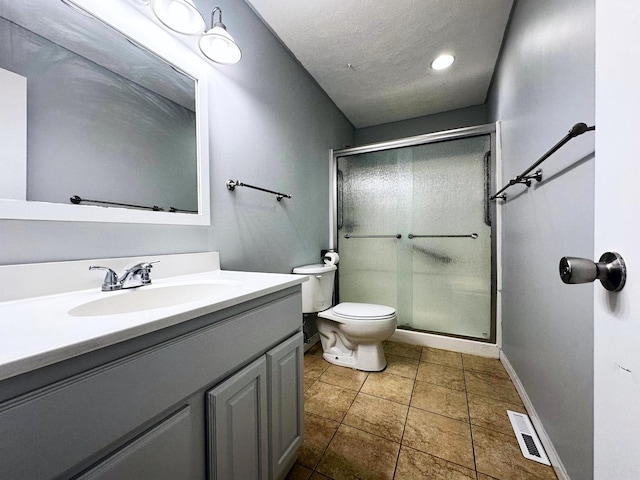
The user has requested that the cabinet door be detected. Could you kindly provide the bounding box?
[267,332,304,480]
[76,407,194,480]
[207,356,268,480]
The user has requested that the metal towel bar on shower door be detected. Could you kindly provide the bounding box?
[408,233,478,239]
[343,234,402,239]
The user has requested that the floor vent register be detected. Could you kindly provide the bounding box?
[507,410,551,466]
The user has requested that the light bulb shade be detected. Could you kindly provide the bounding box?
[199,25,242,65]
[150,0,205,35]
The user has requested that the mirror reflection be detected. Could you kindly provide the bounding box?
[0,0,198,214]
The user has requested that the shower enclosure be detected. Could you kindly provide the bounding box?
[332,125,497,342]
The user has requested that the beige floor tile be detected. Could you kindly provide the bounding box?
[308,343,325,357]
[384,353,419,379]
[473,425,557,480]
[421,347,463,368]
[316,424,400,480]
[384,341,422,360]
[304,381,358,422]
[310,473,332,479]
[301,343,559,480]
[468,393,527,435]
[304,374,318,392]
[462,354,509,379]
[394,446,476,480]
[402,407,474,469]
[411,380,469,422]
[361,372,415,404]
[318,365,369,391]
[416,361,465,391]
[305,352,331,379]
[297,413,340,470]
[464,370,522,405]
[342,392,408,442]
[285,463,313,480]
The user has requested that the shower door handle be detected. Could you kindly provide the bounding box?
[408,233,478,239]
[344,234,402,239]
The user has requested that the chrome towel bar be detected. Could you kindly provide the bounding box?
[490,122,595,200]
[408,233,478,239]
[69,195,197,213]
[226,179,291,201]
[344,234,402,239]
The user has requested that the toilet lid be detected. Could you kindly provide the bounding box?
[333,302,396,319]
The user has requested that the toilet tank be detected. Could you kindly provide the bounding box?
[292,264,337,313]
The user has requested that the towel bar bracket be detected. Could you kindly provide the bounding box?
[509,169,543,188]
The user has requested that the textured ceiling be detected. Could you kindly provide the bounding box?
[246,0,513,128]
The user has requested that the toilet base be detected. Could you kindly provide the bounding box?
[321,343,387,372]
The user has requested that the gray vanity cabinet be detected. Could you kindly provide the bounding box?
[74,407,195,480]
[0,288,303,480]
[207,356,269,480]
[207,331,304,480]
[267,332,304,479]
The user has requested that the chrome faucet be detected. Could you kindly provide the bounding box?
[89,262,158,291]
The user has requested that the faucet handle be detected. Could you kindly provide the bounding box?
[126,261,158,270]
[138,261,158,284]
[126,261,158,284]
[89,266,119,291]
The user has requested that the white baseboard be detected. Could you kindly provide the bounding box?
[500,351,570,480]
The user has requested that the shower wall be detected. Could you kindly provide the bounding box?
[354,105,489,146]
[336,132,494,341]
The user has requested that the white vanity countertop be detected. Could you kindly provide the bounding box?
[0,253,307,382]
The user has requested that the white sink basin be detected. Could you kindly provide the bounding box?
[68,281,242,317]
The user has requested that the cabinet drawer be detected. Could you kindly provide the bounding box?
[0,291,301,480]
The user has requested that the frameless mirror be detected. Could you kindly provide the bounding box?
[0,0,210,225]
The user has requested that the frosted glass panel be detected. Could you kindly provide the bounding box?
[337,151,399,308]
[410,137,492,339]
[337,134,493,341]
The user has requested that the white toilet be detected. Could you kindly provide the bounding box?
[293,263,397,371]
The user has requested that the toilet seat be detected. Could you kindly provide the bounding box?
[331,302,396,320]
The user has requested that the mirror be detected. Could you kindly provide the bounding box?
[0,0,210,225]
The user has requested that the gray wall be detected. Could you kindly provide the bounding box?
[487,1,595,478]
[0,0,354,273]
[354,105,488,146]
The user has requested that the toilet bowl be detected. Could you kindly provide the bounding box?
[317,302,397,371]
[292,263,397,372]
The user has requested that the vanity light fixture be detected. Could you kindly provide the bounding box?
[431,54,455,70]
[149,0,206,35]
[199,7,242,65]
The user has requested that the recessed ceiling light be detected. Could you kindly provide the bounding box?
[431,54,455,70]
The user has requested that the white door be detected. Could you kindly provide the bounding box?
[594,1,640,478]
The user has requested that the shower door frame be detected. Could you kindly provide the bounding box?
[330,123,499,344]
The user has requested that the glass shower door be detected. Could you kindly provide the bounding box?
[337,149,400,309]
[337,134,493,341]
[409,136,492,339]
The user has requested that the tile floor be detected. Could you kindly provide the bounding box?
[286,341,558,480]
